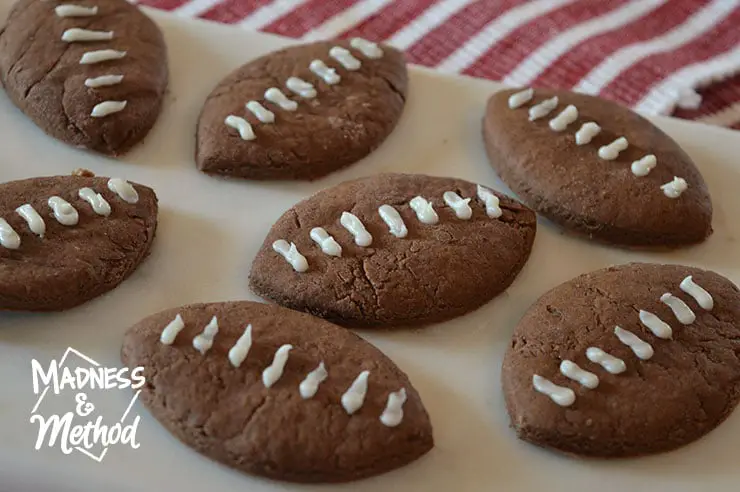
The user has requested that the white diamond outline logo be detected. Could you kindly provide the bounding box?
[30,347,141,463]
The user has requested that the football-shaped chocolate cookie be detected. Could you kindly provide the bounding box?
[0,0,168,155]
[0,174,157,311]
[196,39,407,180]
[502,263,740,457]
[121,301,433,483]
[483,88,712,247]
[249,173,537,328]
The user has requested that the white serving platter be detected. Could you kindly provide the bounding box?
[1,6,739,492]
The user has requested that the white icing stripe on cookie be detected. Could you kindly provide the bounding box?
[107,178,139,203]
[614,326,653,360]
[477,185,502,218]
[340,212,372,247]
[329,46,361,70]
[85,74,124,88]
[80,49,127,64]
[0,218,21,250]
[62,28,113,42]
[91,101,127,117]
[559,360,599,389]
[262,344,293,388]
[228,325,253,368]
[661,177,688,198]
[47,197,79,226]
[264,88,298,111]
[528,96,558,121]
[55,5,98,17]
[575,122,601,145]
[299,362,328,399]
[246,101,275,123]
[160,314,185,345]
[660,294,696,325]
[350,38,383,58]
[78,188,111,216]
[598,137,628,160]
[310,227,342,257]
[225,115,256,141]
[380,388,407,427]
[508,88,533,109]
[443,191,472,220]
[680,276,713,310]
[285,77,316,99]
[532,374,575,407]
[409,196,438,224]
[193,316,219,354]
[549,105,578,132]
[273,240,308,272]
[631,154,657,177]
[342,370,370,414]
[309,60,340,85]
[585,347,626,374]
[378,205,408,238]
[638,310,673,339]
[15,204,46,237]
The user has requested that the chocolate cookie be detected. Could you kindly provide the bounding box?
[0,174,157,311]
[249,173,536,328]
[0,0,168,155]
[502,263,740,457]
[121,301,433,483]
[196,39,407,180]
[483,88,712,247]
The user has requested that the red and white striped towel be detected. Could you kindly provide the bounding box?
[139,0,740,130]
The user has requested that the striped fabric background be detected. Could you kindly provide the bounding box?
[137,0,740,130]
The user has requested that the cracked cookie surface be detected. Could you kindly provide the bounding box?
[0,175,158,311]
[483,88,712,247]
[502,263,740,457]
[196,40,407,180]
[121,301,433,483]
[249,173,537,328]
[0,0,168,155]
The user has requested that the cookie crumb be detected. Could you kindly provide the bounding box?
[72,168,95,177]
